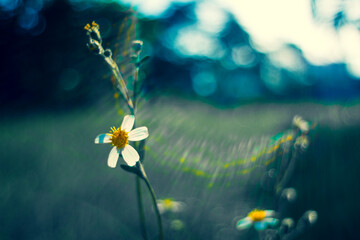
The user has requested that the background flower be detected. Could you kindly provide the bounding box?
[236,209,279,231]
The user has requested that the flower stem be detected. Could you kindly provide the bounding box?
[138,162,164,240]
[133,55,140,111]
[275,144,299,196]
[133,121,148,240]
[136,175,148,240]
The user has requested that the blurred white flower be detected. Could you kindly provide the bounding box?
[157,198,185,214]
[292,115,310,133]
[304,210,318,225]
[95,115,149,167]
[236,209,278,231]
[295,135,310,150]
[281,188,297,202]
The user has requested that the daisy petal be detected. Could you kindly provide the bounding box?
[128,127,149,141]
[95,134,111,144]
[157,201,166,215]
[121,145,139,166]
[264,210,275,217]
[172,202,186,212]
[107,147,120,168]
[236,217,253,230]
[263,218,279,227]
[254,221,268,231]
[121,115,135,132]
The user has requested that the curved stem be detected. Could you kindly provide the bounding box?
[136,175,148,240]
[138,163,164,240]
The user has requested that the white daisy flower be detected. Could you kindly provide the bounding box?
[236,209,278,231]
[95,115,149,167]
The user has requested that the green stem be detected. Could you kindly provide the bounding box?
[133,120,148,240]
[138,163,164,240]
[136,175,148,240]
[133,55,140,111]
[275,146,299,196]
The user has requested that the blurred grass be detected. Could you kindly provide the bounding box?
[1,95,360,239]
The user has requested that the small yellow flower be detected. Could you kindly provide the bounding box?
[91,21,99,28]
[84,21,99,31]
[95,115,149,167]
[236,209,278,231]
[84,23,91,31]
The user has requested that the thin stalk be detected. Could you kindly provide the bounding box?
[133,120,148,240]
[133,55,140,111]
[107,60,134,115]
[275,148,299,196]
[136,175,148,240]
[138,162,164,240]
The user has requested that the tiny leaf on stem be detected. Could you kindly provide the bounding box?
[120,164,143,178]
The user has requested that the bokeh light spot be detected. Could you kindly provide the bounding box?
[0,0,22,11]
[133,0,171,17]
[339,25,360,79]
[268,47,304,72]
[174,25,224,58]
[170,219,184,231]
[30,14,46,36]
[25,0,44,11]
[195,1,228,34]
[261,62,285,94]
[231,45,257,68]
[18,7,39,30]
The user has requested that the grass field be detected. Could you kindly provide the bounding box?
[1,95,359,239]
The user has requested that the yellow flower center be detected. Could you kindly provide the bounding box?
[248,209,266,222]
[108,126,128,149]
[163,199,173,208]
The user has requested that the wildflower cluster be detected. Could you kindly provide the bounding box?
[84,21,102,54]
[292,115,311,151]
[85,20,163,240]
[236,116,318,239]
[84,20,134,112]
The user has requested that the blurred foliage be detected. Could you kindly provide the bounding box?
[1,0,360,111]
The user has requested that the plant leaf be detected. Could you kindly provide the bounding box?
[136,56,150,67]
[120,164,143,178]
